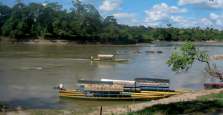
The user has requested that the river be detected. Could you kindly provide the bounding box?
[0,42,222,114]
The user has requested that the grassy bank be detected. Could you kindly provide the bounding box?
[0,102,14,112]
[128,93,223,115]
[1,89,223,115]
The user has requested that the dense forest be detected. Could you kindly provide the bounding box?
[0,1,223,44]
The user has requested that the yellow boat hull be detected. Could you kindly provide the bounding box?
[58,90,181,100]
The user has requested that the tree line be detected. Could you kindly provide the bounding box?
[0,1,223,44]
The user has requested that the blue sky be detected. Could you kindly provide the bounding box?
[1,0,223,29]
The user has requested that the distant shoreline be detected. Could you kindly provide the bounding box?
[1,36,223,46]
[0,36,139,45]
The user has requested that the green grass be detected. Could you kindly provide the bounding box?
[0,102,8,112]
[199,93,223,102]
[128,93,223,115]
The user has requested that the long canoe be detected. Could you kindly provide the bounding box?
[204,83,223,89]
[92,58,128,62]
[58,89,182,100]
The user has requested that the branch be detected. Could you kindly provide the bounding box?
[197,58,208,63]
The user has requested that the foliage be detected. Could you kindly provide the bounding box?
[199,93,223,102]
[167,42,209,72]
[167,42,223,80]
[0,1,223,43]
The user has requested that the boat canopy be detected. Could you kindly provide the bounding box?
[97,54,114,58]
[135,78,170,83]
[101,79,135,84]
[78,80,113,84]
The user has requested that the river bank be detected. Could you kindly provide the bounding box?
[2,36,223,46]
[0,88,222,115]
[0,36,71,45]
[0,37,145,46]
[89,88,223,115]
[128,93,223,115]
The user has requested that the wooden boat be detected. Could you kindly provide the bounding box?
[204,83,223,89]
[90,54,128,62]
[58,78,183,100]
[58,89,182,100]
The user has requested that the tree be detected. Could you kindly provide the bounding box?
[103,16,117,26]
[0,4,11,34]
[1,3,29,38]
[167,42,223,81]
[0,1,223,44]
[69,0,103,43]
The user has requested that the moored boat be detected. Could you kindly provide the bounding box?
[90,54,128,62]
[58,78,183,100]
[59,90,180,100]
[204,82,223,89]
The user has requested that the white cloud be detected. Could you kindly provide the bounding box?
[79,0,91,2]
[143,2,223,29]
[209,13,219,20]
[179,0,205,5]
[144,3,187,26]
[99,0,121,12]
[206,13,223,28]
[170,16,190,25]
[113,12,134,18]
[171,16,210,28]
[178,0,223,8]
[113,12,138,26]
[170,13,223,29]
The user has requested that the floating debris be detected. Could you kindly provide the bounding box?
[145,51,163,54]
[157,51,163,53]
[20,66,43,70]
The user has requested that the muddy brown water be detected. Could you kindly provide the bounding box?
[0,42,222,114]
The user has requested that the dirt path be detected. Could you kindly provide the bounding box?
[90,88,223,115]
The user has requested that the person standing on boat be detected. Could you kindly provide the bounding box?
[58,83,65,90]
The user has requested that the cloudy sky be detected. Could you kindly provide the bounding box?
[2,0,223,29]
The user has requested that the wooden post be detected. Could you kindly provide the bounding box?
[100,106,102,115]
[134,81,136,92]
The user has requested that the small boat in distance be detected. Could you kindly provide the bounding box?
[204,82,223,89]
[58,78,183,100]
[90,54,128,62]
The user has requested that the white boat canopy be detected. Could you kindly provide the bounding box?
[97,54,114,58]
[101,78,135,84]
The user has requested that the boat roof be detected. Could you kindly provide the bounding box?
[78,80,113,84]
[78,78,170,85]
[97,54,114,58]
[101,79,135,84]
[135,78,170,83]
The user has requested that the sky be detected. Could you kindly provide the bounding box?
[1,0,223,29]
